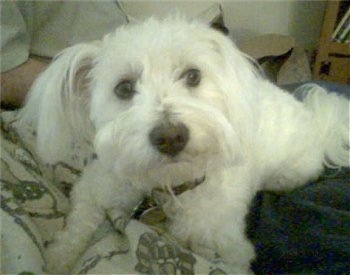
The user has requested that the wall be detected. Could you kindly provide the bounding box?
[222,0,326,48]
[121,0,327,49]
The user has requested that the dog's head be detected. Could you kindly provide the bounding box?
[21,17,260,184]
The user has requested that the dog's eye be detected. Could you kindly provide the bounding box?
[182,69,201,87]
[114,80,136,100]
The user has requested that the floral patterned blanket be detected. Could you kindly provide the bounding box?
[3,83,349,274]
[1,110,230,274]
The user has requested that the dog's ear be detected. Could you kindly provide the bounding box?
[209,32,261,85]
[19,42,101,164]
[205,31,264,165]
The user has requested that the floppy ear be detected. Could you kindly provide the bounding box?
[204,30,264,163]
[19,42,101,164]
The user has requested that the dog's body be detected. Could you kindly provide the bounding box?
[19,17,349,273]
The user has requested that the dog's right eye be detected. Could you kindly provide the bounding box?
[114,80,136,100]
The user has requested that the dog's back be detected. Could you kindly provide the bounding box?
[258,82,349,191]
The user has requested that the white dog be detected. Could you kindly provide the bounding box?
[19,17,349,273]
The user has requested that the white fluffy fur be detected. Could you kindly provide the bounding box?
[19,17,349,273]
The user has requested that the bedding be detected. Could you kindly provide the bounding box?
[1,83,349,274]
[0,110,231,274]
[248,167,350,274]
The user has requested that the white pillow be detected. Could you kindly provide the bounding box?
[120,1,224,25]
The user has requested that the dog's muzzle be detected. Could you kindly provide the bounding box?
[149,122,189,157]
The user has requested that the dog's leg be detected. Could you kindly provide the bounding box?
[45,179,105,274]
[105,181,145,234]
[45,162,145,274]
[164,166,256,274]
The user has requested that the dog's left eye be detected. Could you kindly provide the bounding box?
[182,69,201,87]
[114,80,136,100]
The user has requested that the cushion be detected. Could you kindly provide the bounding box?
[0,110,231,274]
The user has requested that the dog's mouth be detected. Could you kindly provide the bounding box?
[144,151,207,194]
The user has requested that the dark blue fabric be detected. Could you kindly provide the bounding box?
[247,168,350,274]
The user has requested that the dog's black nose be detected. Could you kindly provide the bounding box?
[149,123,189,157]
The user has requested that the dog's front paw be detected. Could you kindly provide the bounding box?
[219,238,255,275]
[45,243,74,274]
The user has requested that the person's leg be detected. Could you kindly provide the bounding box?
[1,58,49,108]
